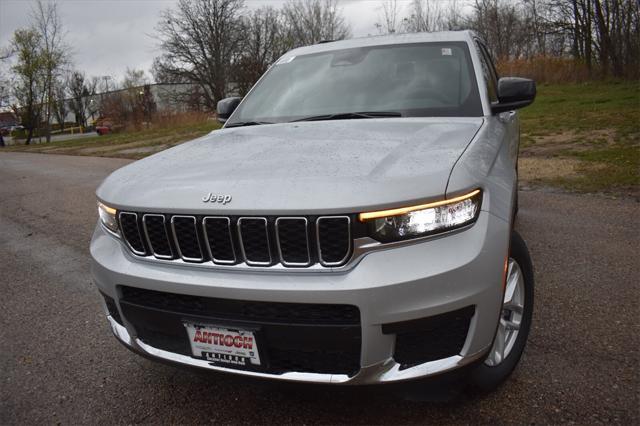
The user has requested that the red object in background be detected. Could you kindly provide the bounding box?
[96,126,111,135]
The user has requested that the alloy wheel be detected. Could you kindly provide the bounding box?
[485,258,525,367]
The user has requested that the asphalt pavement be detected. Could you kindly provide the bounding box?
[0,151,638,424]
[2,131,97,146]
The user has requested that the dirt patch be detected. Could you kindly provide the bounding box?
[76,141,144,154]
[519,157,583,182]
[74,136,176,155]
[519,156,615,193]
[522,128,617,156]
[116,145,169,155]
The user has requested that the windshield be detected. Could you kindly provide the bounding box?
[227,42,482,125]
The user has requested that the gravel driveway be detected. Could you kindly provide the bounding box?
[0,152,638,424]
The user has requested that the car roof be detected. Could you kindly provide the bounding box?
[281,30,477,60]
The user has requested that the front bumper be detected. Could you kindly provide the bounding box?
[91,210,509,384]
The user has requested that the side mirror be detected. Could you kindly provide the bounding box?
[216,97,242,123]
[491,77,536,114]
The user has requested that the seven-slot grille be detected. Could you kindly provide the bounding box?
[118,212,352,268]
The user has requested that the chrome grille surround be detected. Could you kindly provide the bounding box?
[117,212,354,269]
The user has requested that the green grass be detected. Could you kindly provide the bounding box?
[5,120,221,159]
[521,81,640,138]
[545,144,640,193]
[519,81,639,195]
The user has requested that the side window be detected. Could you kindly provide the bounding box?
[474,41,498,103]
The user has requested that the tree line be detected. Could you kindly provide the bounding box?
[154,0,639,108]
[1,1,163,144]
[377,0,639,80]
[1,0,638,145]
[6,1,69,143]
[152,0,350,110]
[1,0,350,144]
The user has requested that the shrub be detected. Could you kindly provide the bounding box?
[496,56,593,83]
[152,111,213,129]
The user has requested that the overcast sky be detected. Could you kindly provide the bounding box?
[0,0,417,83]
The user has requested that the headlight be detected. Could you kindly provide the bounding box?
[359,189,481,242]
[97,201,119,234]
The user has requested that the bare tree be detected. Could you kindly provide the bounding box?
[590,0,639,78]
[444,0,465,30]
[467,0,522,59]
[281,0,351,46]
[32,0,70,143]
[154,0,246,109]
[121,68,152,128]
[68,71,97,128]
[0,65,12,112]
[140,85,157,125]
[543,0,638,78]
[402,0,446,33]
[86,76,100,123]
[98,75,116,93]
[0,45,13,111]
[151,59,208,111]
[153,0,354,103]
[11,29,44,145]
[375,0,402,34]
[51,77,68,132]
[234,7,287,94]
[122,67,148,89]
[0,45,13,61]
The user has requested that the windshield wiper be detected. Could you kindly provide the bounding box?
[225,121,273,128]
[292,111,402,122]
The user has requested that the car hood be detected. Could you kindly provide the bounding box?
[97,118,483,215]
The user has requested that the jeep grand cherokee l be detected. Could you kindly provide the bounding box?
[91,31,536,391]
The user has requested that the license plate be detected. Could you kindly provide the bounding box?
[184,323,261,367]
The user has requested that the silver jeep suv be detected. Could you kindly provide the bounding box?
[91,31,536,391]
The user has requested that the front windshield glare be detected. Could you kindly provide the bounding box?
[228,42,482,125]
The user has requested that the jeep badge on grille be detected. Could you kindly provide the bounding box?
[202,193,232,204]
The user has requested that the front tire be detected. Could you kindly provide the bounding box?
[468,230,534,392]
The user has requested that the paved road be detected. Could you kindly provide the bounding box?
[3,131,97,146]
[1,152,638,425]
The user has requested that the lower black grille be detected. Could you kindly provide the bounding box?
[268,347,360,376]
[382,306,475,369]
[119,286,362,376]
[120,286,360,325]
[136,326,190,354]
[101,292,123,325]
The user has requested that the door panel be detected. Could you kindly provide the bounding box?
[475,40,519,170]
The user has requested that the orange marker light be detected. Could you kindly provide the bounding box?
[502,255,509,290]
[98,201,117,215]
